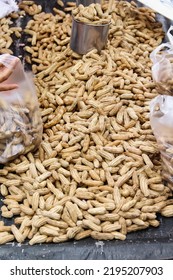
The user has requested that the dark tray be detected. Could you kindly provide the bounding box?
[0,0,173,260]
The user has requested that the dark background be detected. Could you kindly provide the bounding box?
[0,0,173,260]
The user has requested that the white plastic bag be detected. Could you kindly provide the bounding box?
[136,1,173,20]
[150,26,173,95]
[150,95,173,188]
[0,0,18,19]
[0,54,43,164]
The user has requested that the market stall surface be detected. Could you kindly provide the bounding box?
[0,205,173,259]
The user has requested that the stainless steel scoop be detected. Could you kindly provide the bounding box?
[70,17,110,55]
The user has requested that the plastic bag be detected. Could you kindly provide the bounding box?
[0,0,18,19]
[150,95,173,189]
[0,54,43,164]
[150,26,173,95]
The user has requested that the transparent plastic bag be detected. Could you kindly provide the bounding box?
[150,26,173,95]
[0,54,43,164]
[150,95,173,189]
[0,0,18,19]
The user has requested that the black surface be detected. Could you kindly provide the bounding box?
[1,213,173,260]
[1,189,173,260]
[1,0,173,260]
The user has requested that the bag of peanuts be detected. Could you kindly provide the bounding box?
[0,54,43,164]
[150,25,173,95]
[150,95,173,189]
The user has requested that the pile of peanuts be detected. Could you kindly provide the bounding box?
[19,1,42,16]
[0,17,22,55]
[72,3,111,24]
[1,0,173,245]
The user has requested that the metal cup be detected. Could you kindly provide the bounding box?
[70,17,110,55]
[76,0,101,7]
